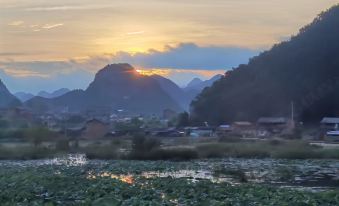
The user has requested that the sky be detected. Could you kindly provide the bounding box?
[1,0,339,93]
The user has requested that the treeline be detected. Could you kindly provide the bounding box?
[191,5,339,125]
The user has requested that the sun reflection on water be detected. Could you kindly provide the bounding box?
[87,171,134,184]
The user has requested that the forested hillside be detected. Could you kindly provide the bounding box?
[191,5,339,124]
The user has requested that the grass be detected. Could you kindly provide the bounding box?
[128,148,198,161]
[80,144,119,159]
[0,138,339,160]
[196,140,339,159]
[0,146,59,160]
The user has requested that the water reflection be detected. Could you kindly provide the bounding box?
[87,171,134,184]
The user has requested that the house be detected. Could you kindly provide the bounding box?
[232,121,256,137]
[324,131,339,142]
[257,117,289,137]
[82,119,110,139]
[216,125,232,137]
[189,127,215,137]
[151,128,184,137]
[320,117,339,131]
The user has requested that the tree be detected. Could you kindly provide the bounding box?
[177,112,190,128]
[0,119,9,129]
[131,135,161,153]
[114,117,143,135]
[24,127,54,147]
[191,5,339,124]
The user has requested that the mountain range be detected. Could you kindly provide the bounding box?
[25,64,187,115]
[184,75,223,98]
[0,79,21,108]
[191,5,339,124]
[37,88,70,99]
[2,64,222,115]
[14,88,71,102]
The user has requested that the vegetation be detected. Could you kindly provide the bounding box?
[24,127,57,147]
[191,5,339,124]
[0,159,338,205]
[1,135,339,160]
[176,112,190,127]
[0,146,56,160]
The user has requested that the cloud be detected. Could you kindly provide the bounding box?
[108,43,260,70]
[0,52,28,56]
[0,61,93,93]
[0,43,260,92]
[3,68,50,78]
[41,23,64,29]
[24,4,116,12]
[126,31,145,35]
[8,21,24,26]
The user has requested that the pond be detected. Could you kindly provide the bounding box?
[1,155,338,205]
[1,154,338,192]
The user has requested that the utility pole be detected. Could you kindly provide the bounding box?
[291,101,294,122]
[291,101,295,129]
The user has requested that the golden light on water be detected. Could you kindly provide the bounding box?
[87,172,134,184]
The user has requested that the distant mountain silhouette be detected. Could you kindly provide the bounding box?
[191,5,339,124]
[14,92,35,102]
[37,88,70,99]
[183,75,223,101]
[186,78,203,88]
[26,64,182,115]
[151,75,191,110]
[185,75,223,93]
[0,79,21,108]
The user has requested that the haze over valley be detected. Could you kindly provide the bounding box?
[1,1,339,205]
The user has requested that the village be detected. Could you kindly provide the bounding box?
[1,106,339,143]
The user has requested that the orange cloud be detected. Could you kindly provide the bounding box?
[135,68,171,76]
[3,68,50,78]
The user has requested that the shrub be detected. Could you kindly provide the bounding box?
[128,148,198,161]
[55,139,70,151]
[82,145,118,159]
[218,136,241,143]
[271,141,319,159]
[196,143,232,158]
[0,146,56,160]
[23,127,56,147]
[213,167,248,182]
[131,135,161,153]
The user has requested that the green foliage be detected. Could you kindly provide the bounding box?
[82,144,118,159]
[191,5,339,124]
[114,118,143,135]
[0,161,338,205]
[0,146,55,160]
[0,129,25,139]
[24,127,56,147]
[213,167,248,182]
[131,135,161,153]
[176,112,190,128]
[55,139,70,151]
[0,119,9,129]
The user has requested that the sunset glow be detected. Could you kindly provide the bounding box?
[1,0,339,92]
[135,69,171,77]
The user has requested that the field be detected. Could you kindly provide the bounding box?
[1,137,339,160]
[1,155,339,205]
